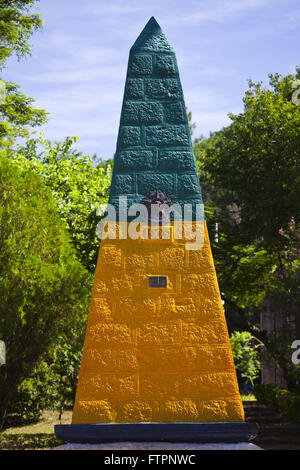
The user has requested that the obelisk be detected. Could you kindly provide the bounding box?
[55,17,257,444]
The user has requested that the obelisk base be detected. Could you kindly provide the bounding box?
[55,422,258,444]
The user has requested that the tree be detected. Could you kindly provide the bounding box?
[261,218,300,391]
[0,156,91,428]
[0,0,42,68]
[0,1,47,147]
[194,68,300,249]
[0,82,48,148]
[5,136,112,271]
[193,67,300,360]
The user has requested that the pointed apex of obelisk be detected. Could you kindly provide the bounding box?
[130,17,173,53]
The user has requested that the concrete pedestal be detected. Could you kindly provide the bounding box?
[55,421,258,445]
[52,441,262,450]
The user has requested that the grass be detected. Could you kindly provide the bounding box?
[241,394,256,402]
[0,410,72,450]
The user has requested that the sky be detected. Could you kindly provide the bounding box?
[3,0,300,160]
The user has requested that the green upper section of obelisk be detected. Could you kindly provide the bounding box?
[109,17,204,220]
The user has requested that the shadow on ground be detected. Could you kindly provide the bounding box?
[0,433,63,450]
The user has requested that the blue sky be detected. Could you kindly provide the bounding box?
[3,0,299,160]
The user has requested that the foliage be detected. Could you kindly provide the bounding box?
[5,136,111,271]
[230,331,261,386]
[254,383,300,423]
[0,156,91,428]
[8,361,60,422]
[261,218,300,391]
[0,1,47,148]
[0,0,42,69]
[97,156,114,173]
[0,81,48,148]
[193,68,300,348]
[48,338,83,419]
[8,338,83,422]
[195,68,300,249]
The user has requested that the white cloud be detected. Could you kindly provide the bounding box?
[163,0,273,26]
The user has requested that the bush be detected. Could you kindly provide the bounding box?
[254,383,300,422]
[230,331,261,386]
[8,361,60,423]
[0,156,91,428]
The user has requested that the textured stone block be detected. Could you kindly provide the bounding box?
[72,400,114,424]
[164,102,186,123]
[155,54,177,75]
[159,399,198,422]
[117,401,152,422]
[122,101,163,124]
[198,399,231,422]
[137,323,180,344]
[180,346,235,372]
[125,78,144,99]
[152,346,183,371]
[119,126,141,147]
[181,321,228,344]
[195,297,224,322]
[117,297,158,321]
[187,244,213,269]
[108,197,138,219]
[99,246,122,268]
[146,125,190,146]
[117,150,154,170]
[129,54,153,75]
[145,78,182,100]
[159,247,185,269]
[80,374,138,399]
[110,274,135,293]
[198,398,244,422]
[125,248,157,269]
[83,347,139,371]
[140,374,182,398]
[137,173,174,195]
[89,297,112,321]
[182,372,239,399]
[112,174,134,195]
[181,273,218,297]
[174,298,196,318]
[159,150,195,170]
[177,174,200,195]
[94,279,108,295]
[87,323,132,345]
[160,297,196,320]
[149,345,234,373]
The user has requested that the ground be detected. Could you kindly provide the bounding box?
[0,398,300,450]
[0,410,71,450]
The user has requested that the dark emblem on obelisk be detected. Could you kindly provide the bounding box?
[141,190,172,224]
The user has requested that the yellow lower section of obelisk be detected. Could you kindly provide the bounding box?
[72,222,244,424]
